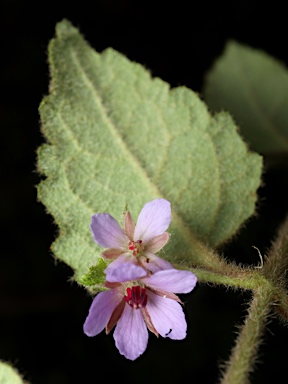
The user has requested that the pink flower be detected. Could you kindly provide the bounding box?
[90,199,173,275]
[83,263,197,360]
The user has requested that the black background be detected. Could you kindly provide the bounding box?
[1,1,288,383]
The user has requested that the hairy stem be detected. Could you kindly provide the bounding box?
[219,284,274,384]
[262,214,288,285]
[262,214,288,322]
[174,263,269,291]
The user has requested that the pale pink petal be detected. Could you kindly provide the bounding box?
[114,304,148,360]
[102,248,124,259]
[145,232,170,253]
[105,259,147,283]
[143,269,197,293]
[90,213,128,248]
[134,199,171,244]
[83,290,122,337]
[140,252,174,273]
[146,291,187,339]
[123,211,135,240]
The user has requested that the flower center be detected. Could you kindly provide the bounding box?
[125,286,148,309]
[128,239,144,256]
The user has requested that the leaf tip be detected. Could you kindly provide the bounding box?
[55,19,78,39]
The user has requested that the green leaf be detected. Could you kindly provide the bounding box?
[78,258,108,288]
[204,40,288,154]
[37,20,262,283]
[0,361,26,384]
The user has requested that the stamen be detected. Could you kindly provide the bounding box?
[128,241,138,256]
[125,286,148,309]
[128,240,144,256]
[137,239,144,251]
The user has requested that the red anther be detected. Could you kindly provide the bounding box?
[128,241,136,251]
[128,240,144,256]
[124,286,148,309]
[126,287,132,300]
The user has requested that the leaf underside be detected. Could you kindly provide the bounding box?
[37,20,262,283]
[0,361,25,384]
[204,40,288,154]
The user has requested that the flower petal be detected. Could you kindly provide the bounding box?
[134,199,171,243]
[143,269,197,293]
[104,253,131,274]
[102,248,124,259]
[140,252,174,273]
[105,258,147,282]
[114,304,148,360]
[83,290,122,337]
[123,211,135,240]
[145,232,170,253]
[106,298,126,334]
[146,291,187,339]
[90,213,128,248]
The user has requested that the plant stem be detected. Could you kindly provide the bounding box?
[219,284,274,384]
[262,214,288,285]
[190,267,267,290]
[174,263,270,291]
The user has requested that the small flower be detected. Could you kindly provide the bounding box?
[90,199,173,275]
[83,263,197,360]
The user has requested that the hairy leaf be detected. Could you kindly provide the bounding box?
[78,259,107,288]
[204,41,288,154]
[0,362,25,384]
[37,20,262,283]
